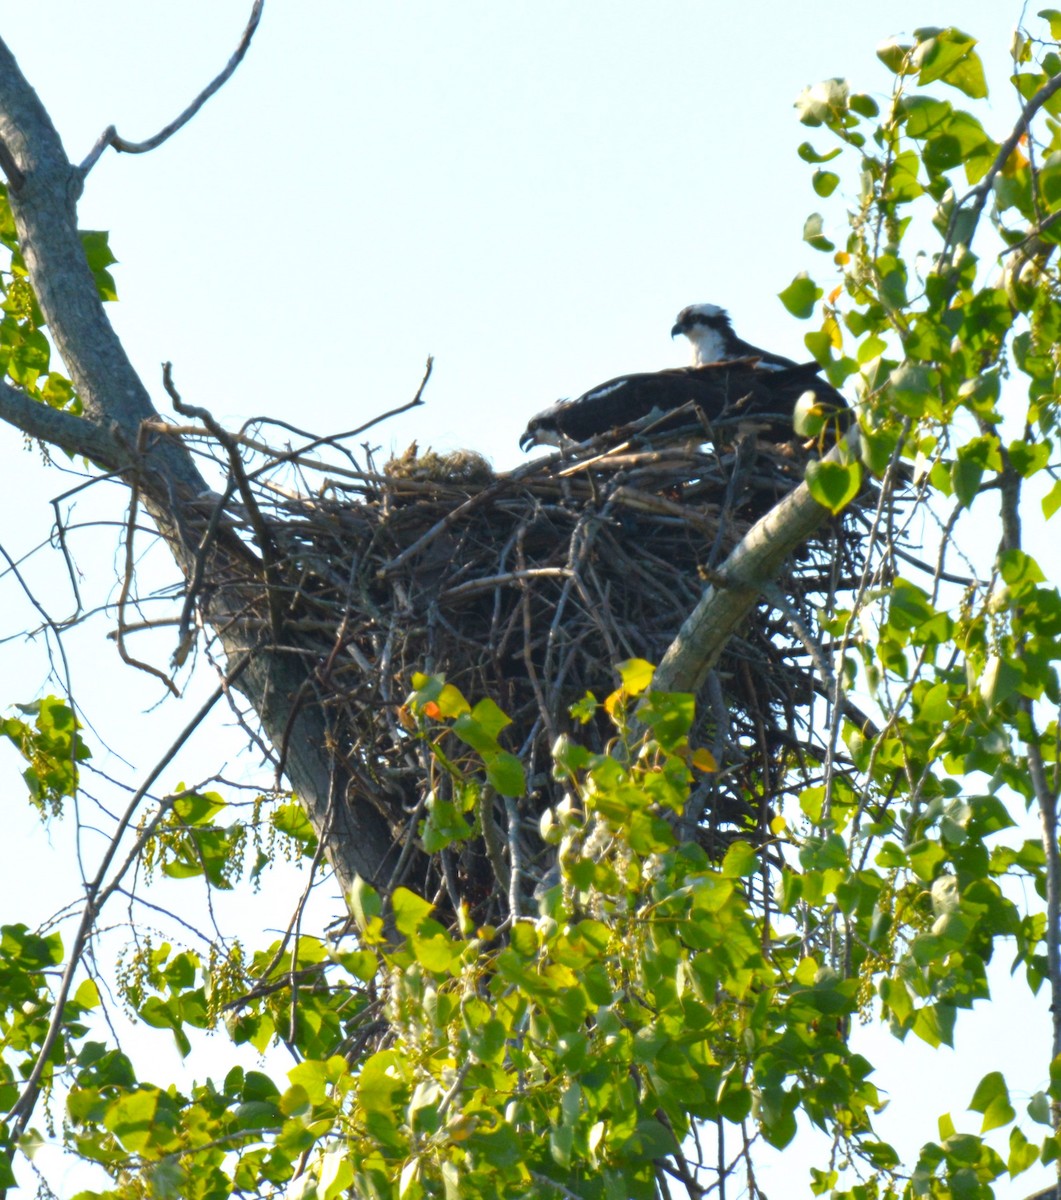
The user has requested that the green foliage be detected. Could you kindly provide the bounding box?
[5,663,1042,1199]
[2,694,90,815]
[0,185,92,415]
[7,15,1061,1200]
[142,788,246,890]
[4,680,891,1198]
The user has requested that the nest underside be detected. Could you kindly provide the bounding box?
[192,425,869,903]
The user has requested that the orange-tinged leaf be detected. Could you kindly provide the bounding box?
[691,748,718,772]
[423,701,442,720]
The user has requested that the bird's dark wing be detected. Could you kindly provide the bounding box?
[520,362,847,450]
[728,338,803,371]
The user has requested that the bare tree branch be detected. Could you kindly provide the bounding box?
[942,68,1061,266]
[79,1,265,176]
[0,377,120,466]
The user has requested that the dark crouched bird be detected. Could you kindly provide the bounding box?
[519,303,847,451]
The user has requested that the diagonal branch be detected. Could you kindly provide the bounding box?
[79,1,265,176]
[653,431,860,695]
[0,377,121,466]
[0,34,208,507]
[942,68,1061,267]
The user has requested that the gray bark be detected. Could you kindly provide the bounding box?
[653,435,857,693]
[0,37,398,896]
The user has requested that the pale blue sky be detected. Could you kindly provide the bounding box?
[0,5,1050,1197]
[0,2,1026,466]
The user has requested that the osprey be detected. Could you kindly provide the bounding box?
[519,304,845,450]
[670,303,801,370]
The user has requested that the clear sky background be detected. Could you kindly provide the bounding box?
[0,4,1052,1197]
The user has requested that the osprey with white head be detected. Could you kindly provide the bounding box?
[518,302,846,450]
[671,303,798,371]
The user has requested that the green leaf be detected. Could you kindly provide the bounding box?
[509,921,538,957]
[979,655,1023,710]
[803,213,835,252]
[721,841,758,878]
[877,39,913,73]
[913,27,988,98]
[779,273,823,318]
[421,794,474,853]
[887,362,936,415]
[411,931,462,974]
[435,683,471,719]
[1008,1126,1040,1176]
[1009,438,1050,478]
[806,460,862,514]
[999,549,1045,587]
[103,1089,162,1154]
[1028,1090,1053,1124]
[320,1146,355,1200]
[812,170,839,198]
[912,1002,956,1047]
[74,978,101,1009]
[485,750,525,797]
[392,887,435,937]
[3,696,90,815]
[358,1050,407,1115]
[617,658,655,695]
[271,799,318,854]
[793,389,842,436]
[888,149,924,202]
[969,1071,1016,1132]
[348,876,382,933]
[850,93,880,117]
[636,690,694,751]
[795,78,850,128]
[79,230,119,301]
[797,142,842,164]
[452,713,499,754]
[468,697,512,741]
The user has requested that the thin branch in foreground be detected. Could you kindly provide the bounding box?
[115,476,181,697]
[3,655,249,1141]
[79,0,265,176]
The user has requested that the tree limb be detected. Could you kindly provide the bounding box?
[653,432,859,694]
[942,68,1061,266]
[0,33,404,906]
[79,1,265,176]
[0,377,120,465]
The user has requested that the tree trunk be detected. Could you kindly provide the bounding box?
[0,37,399,897]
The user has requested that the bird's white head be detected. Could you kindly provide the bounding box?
[671,303,734,365]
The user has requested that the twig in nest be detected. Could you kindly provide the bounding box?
[162,362,285,638]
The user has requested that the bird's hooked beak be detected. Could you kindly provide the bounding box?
[519,429,535,452]
[670,321,687,339]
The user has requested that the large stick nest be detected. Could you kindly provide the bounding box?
[177,412,871,909]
